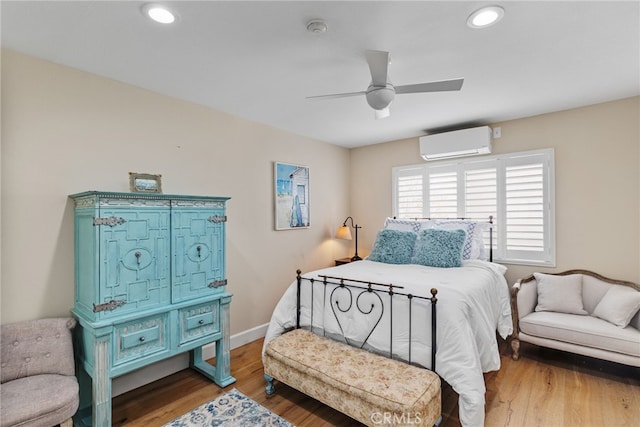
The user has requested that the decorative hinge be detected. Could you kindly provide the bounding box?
[207,215,227,223]
[93,299,126,313]
[208,279,228,288]
[93,216,126,227]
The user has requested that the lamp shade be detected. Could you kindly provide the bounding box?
[336,225,353,240]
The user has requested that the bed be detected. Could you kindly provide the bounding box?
[263,218,513,427]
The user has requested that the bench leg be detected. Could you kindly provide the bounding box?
[434,415,442,426]
[264,374,275,395]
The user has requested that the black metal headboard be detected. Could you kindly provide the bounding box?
[294,269,438,372]
[392,215,494,262]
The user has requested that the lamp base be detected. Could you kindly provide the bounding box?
[350,255,362,261]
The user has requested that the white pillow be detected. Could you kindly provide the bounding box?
[592,285,640,327]
[534,273,588,315]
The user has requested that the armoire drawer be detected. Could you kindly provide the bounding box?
[113,314,168,365]
[179,301,220,344]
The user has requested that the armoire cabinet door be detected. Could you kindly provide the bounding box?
[96,208,172,318]
[171,208,226,302]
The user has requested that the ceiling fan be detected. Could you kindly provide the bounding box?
[308,50,464,119]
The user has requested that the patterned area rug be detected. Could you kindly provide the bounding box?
[163,388,294,427]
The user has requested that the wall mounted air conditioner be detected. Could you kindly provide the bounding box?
[420,125,492,161]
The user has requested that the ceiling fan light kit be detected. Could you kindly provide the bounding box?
[366,85,395,110]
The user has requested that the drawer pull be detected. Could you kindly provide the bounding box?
[199,319,205,325]
[139,336,145,342]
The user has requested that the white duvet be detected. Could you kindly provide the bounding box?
[263,259,513,427]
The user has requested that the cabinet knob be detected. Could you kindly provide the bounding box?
[198,319,205,325]
[139,336,145,342]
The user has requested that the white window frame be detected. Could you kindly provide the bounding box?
[392,148,555,267]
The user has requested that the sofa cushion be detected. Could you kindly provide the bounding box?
[0,374,79,427]
[581,274,612,314]
[520,311,640,357]
[592,285,640,328]
[534,273,588,315]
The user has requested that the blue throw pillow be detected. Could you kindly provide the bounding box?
[367,229,417,264]
[411,228,467,268]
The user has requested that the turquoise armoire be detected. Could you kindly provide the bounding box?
[70,191,235,427]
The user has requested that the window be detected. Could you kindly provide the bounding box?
[392,149,555,266]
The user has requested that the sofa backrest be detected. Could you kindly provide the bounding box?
[515,270,640,329]
[1,317,76,383]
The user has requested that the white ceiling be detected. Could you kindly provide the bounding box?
[2,1,639,148]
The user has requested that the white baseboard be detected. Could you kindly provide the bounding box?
[112,323,269,397]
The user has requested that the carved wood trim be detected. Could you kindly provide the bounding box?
[516,269,639,291]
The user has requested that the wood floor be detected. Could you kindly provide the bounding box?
[112,338,639,426]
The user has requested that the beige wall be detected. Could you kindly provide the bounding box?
[2,49,638,329]
[0,49,351,330]
[350,97,640,286]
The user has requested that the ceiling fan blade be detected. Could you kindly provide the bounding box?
[395,78,464,94]
[306,91,366,100]
[365,50,389,87]
[375,107,390,120]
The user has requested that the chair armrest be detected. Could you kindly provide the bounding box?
[516,279,538,319]
[1,318,76,383]
[511,277,538,335]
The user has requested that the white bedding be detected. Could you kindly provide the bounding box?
[263,259,513,427]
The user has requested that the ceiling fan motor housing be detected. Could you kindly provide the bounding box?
[366,84,395,110]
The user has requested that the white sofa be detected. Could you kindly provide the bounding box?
[510,269,640,367]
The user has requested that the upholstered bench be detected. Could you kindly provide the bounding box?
[264,328,442,427]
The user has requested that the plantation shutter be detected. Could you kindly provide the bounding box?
[463,165,497,249]
[427,167,457,218]
[393,166,425,219]
[392,148,555,266]
[501,152,554,264]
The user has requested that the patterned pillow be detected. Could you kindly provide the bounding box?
[367,229,417,264]
[383,217,434,233]
[411,228,466,268]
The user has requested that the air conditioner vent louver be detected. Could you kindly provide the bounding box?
[420,126,492,161]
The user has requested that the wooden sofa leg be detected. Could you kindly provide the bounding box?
[264,374,275,395]
[60,419,73,427]
[511,338,520,360]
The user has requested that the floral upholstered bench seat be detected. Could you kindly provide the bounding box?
[264,328,442,427]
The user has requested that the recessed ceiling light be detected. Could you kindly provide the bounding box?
[142,3,176,24]
[467,6,504,29]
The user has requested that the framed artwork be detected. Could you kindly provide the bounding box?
[274,162,309,230]
[129,172,162,193]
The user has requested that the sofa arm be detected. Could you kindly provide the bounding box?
[1,318,76,384]
[513,277,538,320]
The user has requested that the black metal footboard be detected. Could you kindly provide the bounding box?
[293,269,438,372]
